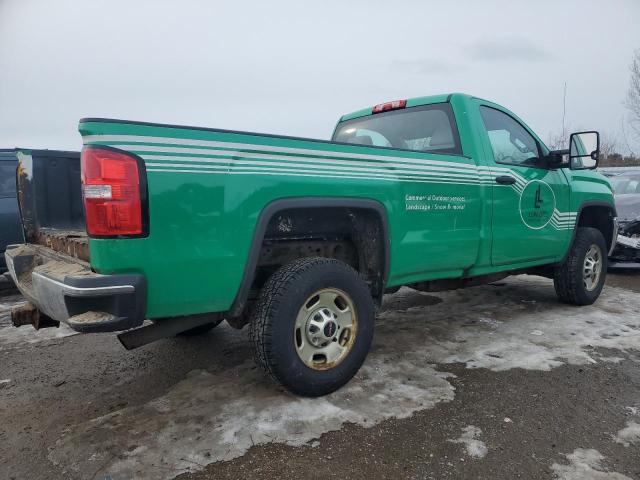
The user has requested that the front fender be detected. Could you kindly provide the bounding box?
[566,169,616,214]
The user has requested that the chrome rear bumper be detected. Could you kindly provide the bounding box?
[4,244,146,332]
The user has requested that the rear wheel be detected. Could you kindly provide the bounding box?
[554,227,607,305]
[249,257,375,397]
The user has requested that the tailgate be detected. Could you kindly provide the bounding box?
[6,150,146,332]
[15,149,88,261]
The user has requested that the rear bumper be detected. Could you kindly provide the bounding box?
[4,244,146,332]
[608,260,640,269]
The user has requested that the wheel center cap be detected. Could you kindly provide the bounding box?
[323,321,337,338]
[305,308,338,346]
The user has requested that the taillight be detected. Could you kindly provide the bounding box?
[81,146,146,237]
[372,99,407,114]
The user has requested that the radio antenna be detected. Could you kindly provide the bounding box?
[562,82,567,140]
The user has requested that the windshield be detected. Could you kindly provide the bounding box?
[610,174,640,195]
[612,173,640,221]
[332,103,462,155]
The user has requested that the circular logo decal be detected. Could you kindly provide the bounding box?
[518,180,555,230]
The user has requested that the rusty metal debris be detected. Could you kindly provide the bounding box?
[11,302,59,330]
[36,229,89,261]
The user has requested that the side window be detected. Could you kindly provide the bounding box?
[479,106,541,167]
[0,161,17,198]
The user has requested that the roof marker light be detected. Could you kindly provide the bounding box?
[372,99,407,114]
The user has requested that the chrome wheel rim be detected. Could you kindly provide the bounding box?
[583,244,603,291]
[294,288,358,370]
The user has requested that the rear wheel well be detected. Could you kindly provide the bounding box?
[228,199,389,321]
[576,205,615,252]
[252,206,387,299]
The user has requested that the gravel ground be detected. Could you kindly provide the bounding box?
[0,273,638,480]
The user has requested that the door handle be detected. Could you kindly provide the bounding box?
[495,175,516,185]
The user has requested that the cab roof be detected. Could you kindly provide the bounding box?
[339,93,475,122]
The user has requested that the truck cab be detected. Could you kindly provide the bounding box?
[333,94,615,279]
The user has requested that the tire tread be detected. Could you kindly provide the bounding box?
[554,227,607,305]
[248,257,371,395]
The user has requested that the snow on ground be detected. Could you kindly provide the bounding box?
[551,449,632,480]
[379,277,640,371]
[448,425,488,459]
[49,352,455,478]
[39,276,640,479]
[614,421,640,447]
[0,294,77,348]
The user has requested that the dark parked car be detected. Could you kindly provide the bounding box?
[609,171,640,268]
[0,149,23,273]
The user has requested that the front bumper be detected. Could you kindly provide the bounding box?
[4,244,146,332]
[609,236,640,269]
[609,217,620,256]
[608,219,640,269]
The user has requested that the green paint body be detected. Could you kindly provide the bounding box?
[78,93,614,319]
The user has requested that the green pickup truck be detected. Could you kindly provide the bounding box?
[5,93,616,396]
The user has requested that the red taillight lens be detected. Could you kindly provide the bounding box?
[81,146,145,237]
[372,99,407,114]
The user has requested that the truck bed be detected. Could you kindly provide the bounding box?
[35,228,88,262]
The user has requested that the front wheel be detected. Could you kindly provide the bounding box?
[249,257,375,397]
[554,227,607,305]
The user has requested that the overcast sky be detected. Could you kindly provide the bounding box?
[1,0,639,151]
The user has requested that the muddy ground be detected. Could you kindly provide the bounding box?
[0,272,638,480]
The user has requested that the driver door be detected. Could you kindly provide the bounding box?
[479,105,571,266]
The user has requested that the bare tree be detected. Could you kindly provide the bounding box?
[600,132,619,159]
[621,118,636,157]
[625,49,640,143]
[547,127,620,160]
[546,129,567,151]
[547,119,576,151]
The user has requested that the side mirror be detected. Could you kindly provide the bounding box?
[569,131,599,170]
[544,151,568,169]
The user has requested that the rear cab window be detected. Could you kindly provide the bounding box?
[333,103,463,155]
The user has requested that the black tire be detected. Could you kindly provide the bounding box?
[554,227,608,305]
[177,318,223,336]
[249,257,375,397]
